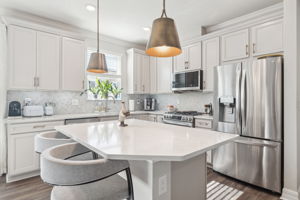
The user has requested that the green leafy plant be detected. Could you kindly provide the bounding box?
[80,79,123,102]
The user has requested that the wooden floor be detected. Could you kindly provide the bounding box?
[207,168,281,200]
[0,169,280,200]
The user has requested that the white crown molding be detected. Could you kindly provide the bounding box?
[0,8,144,49]
[281,188,300,200]
[181,2,283,46]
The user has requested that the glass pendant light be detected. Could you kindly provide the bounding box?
[146,0,181,57]
[87,0,108,73]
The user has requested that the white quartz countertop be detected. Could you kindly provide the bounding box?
[5,111,165,124]
[55,119,238,162]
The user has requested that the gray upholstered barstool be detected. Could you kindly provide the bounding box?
[34,131,74,153]
[41,142,134,200]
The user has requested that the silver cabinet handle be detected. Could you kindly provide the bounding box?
[253,43,256,54]
[36,77,40,87]
[245,44,249,56]
[82,80,85,89]
[33,77,36,87]
[33,125,46,128]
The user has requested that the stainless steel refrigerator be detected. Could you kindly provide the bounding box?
[212,55,283,193]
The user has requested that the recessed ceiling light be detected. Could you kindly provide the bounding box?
[143,27,151,32]
[85,4,96,12]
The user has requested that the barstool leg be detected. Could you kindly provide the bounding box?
[92,152,98,159]
[125,168,134,200]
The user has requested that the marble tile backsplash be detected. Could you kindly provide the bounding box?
[150,92,214,112]
[6,90,213,116]
[6,91,145,116]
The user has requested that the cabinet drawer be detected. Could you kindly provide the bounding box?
[7,120,64,134]
[195,119,212,129]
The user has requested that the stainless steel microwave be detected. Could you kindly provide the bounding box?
[172,69,203,91]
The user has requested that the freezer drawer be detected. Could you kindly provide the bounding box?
[213,137,282,193]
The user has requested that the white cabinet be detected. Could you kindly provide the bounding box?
[8,26,36,89]
[251,20,283,56]
[221,29,249,62]
[8,132,40,177]
[174,43,201,72]
[202,37,220,92]
[7,120,64,182]
[8,26,61,90]
[61,37,86,91]
[156,57,173,94]
[37,32,60,90]
[149,57,157,93]
[127,49,150,94]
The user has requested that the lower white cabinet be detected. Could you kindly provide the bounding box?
[7,120,64,182]
[8,132,40,178]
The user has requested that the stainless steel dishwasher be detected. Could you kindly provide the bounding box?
[65,117,101,125]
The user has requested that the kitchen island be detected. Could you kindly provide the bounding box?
[55,119,238,200]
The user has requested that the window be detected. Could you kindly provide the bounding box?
[86,49,122,100]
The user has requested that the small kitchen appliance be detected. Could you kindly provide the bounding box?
[23,105,44,117]
[172,69,203,92]
[144,98,156,111]
[8,101,21,117]
[44,102,54,116]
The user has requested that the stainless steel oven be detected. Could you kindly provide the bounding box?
[172,70,203,91]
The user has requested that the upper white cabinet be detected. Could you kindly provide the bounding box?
[127,48,150,94]
[149,57,157,94]
[8,26,37,89]
[251,20,283,56]
[8,25,86,91]
[156,57,173,94]
[221,29,249,62]
[61,37,86,91]
[202,37,220,92]
[148,56,173,94]
[174,42,201,72]
[36,32,60,90]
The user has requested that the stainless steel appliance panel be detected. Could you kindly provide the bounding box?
[242,56,283,141]
[172,70,203,91]
[213,137,282,193]
[213,63,242,134]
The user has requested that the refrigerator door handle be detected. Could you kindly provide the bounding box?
[233,140,278,148]
[240,66,247,134]
[235,64,242,134]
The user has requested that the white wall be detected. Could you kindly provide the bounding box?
[282,0,300,199]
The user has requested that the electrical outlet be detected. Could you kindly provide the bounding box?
[158,175,167,196]
[71,99,79,106]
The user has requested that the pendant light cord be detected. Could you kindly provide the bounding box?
[160,0,168,18]
[97,0,100,53]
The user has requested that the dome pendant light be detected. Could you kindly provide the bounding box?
[146,0,181,57]
[87,0,108,73]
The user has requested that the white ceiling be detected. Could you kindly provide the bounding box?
[0,0,282,45]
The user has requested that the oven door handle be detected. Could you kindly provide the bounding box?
[162,119,193,127]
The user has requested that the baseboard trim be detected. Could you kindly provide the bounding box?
[281,188,299,200]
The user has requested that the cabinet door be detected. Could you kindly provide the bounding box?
[251,20,283,56]
[133,53,143,93]
[8,132,39,176]
[202,37,219,91]
[188,43,202,70]
[142,55,150,93]
[36,32,60,90]
[156,57,173,93]
[149,57,157,94]
[221,29,249,62]
[174,47,188,72]
[8,26,36,89]
[61,37,85,91]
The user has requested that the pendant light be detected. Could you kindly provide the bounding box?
[87,0,108,73]
[146,0,181,57]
